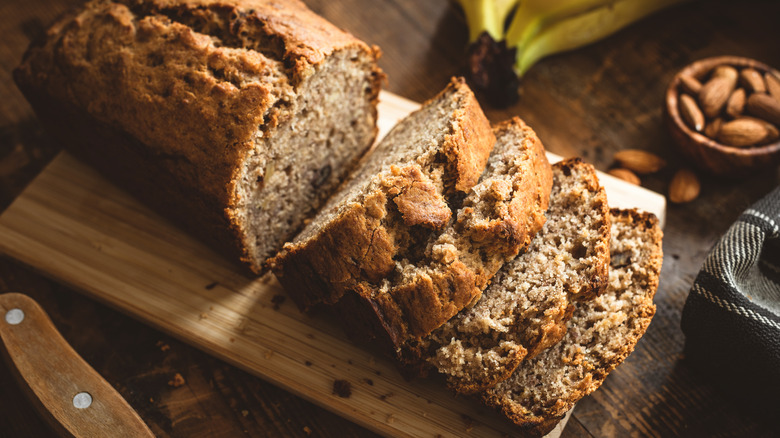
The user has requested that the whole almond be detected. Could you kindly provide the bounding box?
[725,88,746,118]
[745,93,780,125]
[764,122,780,143]
[712,65,738,82]
[613,149,667,174]
[679,93,705,131]
[739,68,766,93]
[699,76,737,118]
[704,117,723,138]
[765,72,780,100]
[607,168,641,185]
[717,118,770,147]
[669,168,700,204]
[679,74,702,95]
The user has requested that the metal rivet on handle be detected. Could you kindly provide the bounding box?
[73,392,92,409]
[5,308,24,325]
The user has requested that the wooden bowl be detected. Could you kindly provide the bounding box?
[665,56,780,177]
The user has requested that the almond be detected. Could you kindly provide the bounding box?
[764,122,780,143]
[746,93,780,125]
[679,74,702,95]
[669,168,700,204]
[613,150,666,174]
[704,117,723,138]
[739,68,766,93]
[679,93,705,132]
[712,65,738,82]
[699,76,736,118]
[765,72,780,101]
[717,117,770,147]
[725,88,746,118]
[607,168,641,185]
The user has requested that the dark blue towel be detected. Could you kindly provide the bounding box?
[681,186,780,414]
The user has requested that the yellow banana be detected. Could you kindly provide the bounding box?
[452,0,690,106]
[513,0,689,76]
[504,0,615,59]
[455,0,519,42]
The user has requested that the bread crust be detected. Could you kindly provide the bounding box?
[14,0,383,273]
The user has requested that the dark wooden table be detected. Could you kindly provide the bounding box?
[1,0,779,436]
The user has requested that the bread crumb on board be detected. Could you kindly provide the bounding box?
[332,379,352,398]
[167,373,185,388]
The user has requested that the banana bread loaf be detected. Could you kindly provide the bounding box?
[272,83,553,354]
[420,158,611,394]
[14,0,383,274]
[482,208,663,437]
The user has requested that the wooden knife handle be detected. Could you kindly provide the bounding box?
[0,293,155,437]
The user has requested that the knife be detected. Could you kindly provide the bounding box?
[0,292,155,437]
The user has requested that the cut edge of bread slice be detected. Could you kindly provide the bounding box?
[480,208,663,437]
[421,158,611,395]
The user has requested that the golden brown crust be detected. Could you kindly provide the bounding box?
[442,77,496,192]
[15,0,383,273]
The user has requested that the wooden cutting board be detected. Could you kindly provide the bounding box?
[0,91,665,438]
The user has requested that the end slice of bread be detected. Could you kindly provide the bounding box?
[420,158,611,394]
[481,208,663,437]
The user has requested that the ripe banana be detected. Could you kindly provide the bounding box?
[455,0,519,42]
[513,0,690,76]
[453,0,690,106]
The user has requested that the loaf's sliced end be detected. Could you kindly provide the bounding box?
[424,158,610,394]
[234,45,382,273]
[271,78,495,310]
[482,209,663,437]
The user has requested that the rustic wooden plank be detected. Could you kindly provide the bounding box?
[0,92,663,437]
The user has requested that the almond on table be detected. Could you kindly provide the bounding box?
[613,149,667,174]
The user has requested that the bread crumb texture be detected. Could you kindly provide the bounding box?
[423,158,611,394]
[481,208,662,437]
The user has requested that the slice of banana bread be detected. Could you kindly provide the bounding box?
[14,0,383,274]
[420,158,610,395]
[272,92,552,354]
[481,209,663,437]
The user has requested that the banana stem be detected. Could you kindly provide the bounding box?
[515,0,689,76]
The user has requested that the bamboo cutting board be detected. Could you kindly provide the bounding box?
[0,91,665,437]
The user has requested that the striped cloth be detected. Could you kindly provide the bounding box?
[681,186,780,414]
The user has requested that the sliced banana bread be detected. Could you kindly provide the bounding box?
[481,209,663,437]
[272,93,552,354]
[14,0,383,274]
[420,158,610,395]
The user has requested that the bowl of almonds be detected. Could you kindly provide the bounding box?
[665,56,780,176]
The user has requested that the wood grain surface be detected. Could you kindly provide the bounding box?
[0,0,779,437]
[0,92,660,438]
